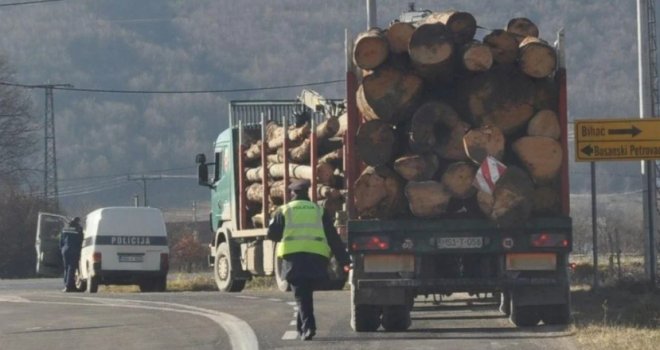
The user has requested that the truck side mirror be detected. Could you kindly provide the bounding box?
[196,153,212,188]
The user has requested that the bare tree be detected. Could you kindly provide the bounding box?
[0,55,37,178]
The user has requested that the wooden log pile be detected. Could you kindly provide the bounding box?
[242,111,346,228]
[352,11,563,226]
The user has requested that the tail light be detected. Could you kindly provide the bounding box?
[350,235,390,251]
[160,253,169,272]
[92,252,102,263]
[530,233,569,248]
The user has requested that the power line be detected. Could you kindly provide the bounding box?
[0,79,345,95]
[0,0,62,7]
[57,166,196,182]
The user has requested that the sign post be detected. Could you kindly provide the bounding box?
[575,118,660,287]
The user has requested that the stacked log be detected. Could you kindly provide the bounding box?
[352,11,563,226]
[242,108,347,227]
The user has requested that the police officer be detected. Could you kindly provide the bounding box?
[267,179,350,341]
[60,217,83,292]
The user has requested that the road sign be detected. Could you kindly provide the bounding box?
[575,119,660,161]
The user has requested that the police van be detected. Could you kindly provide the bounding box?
[75,207,169,293]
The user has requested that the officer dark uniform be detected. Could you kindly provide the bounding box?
[60,217,83,292]
[267,179,350,341]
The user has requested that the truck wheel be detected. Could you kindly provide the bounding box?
[510,304,540,327]
[540,303,570,325]
[499,291,511,316]
[214,242,246,292]
[273,246,290,292]
[86,274,99,294]
[381,305,411,331]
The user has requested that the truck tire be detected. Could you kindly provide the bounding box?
[154,275,167,292]
[540,303,570,325]
[214,242,246,292]
[510,303,540,327]
[273,245,290,292]
[381,305,411,331]
[350,286,381,332]
[86,274,99,293]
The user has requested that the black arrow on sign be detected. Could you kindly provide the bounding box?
[581,145,594,156]
[608,125,641,137]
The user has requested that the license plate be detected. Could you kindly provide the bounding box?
[437,237,483,249]
[118,254,144,263]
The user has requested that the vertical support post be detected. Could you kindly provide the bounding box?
[366,0,377,29]
[591,162,599,290]
[283,114,291,204]
[555,29,570,216]
[238,120,247,230]
[345,29,359,219]
[261,112,270,227]
[43,87,59,205]
[310,116,318,202]
[637,0,657,285]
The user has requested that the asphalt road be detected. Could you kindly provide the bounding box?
[0,278,577,350]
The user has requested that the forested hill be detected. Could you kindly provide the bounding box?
[0,0,648,211]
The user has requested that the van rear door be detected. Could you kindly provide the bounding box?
[35,212,68,276]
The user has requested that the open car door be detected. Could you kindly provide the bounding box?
[35,212,68,276]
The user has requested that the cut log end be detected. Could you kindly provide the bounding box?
[512,136,563,184]
[527,110,560,139]
[404,181,452,217]
[506,17,539,43]
[462,125,505,164]
[483,30,519,65]
[354,29,389,70]
[519,37,557,78]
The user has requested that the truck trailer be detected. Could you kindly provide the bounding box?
[197,8,571,332]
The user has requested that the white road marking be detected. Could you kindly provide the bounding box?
[0,295,30,303]
[267,298,282,302]
[289,320,296,326]
[286,301,297,306]
[281,330,299,340]
[1,296,259,350]
[235,295,259,300]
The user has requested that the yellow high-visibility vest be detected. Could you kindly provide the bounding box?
[276,200,331,258]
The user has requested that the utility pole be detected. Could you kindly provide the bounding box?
[127,175,161,207]
[32,83,72,207]
[637,0,658,287]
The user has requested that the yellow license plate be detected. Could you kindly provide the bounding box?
[506,253,556,271]
[364,254,414,273]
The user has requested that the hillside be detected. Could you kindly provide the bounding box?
[0,0,651,212]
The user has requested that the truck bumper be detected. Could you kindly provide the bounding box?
[357,277,559,291]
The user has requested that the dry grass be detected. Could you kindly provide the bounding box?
[571,283,660,350]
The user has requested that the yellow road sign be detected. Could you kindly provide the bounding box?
[575,118,660,161]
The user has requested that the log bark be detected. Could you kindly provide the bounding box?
[483,29,518,64]
[393,154,439,181]
[489,166,534,226]
[316,116,340,140]
[458,64,535,135]
[354,28,389,70]
[246,163,313,182]
[356,120,396,167]
[408,101,469,160]
[532,185,561,215]
[354,166,405,219]
[357,66,424,125]
[335,113,348,137]
[512,136,563,184]
[386,21,415,54]
[441,162,477,199]
[460,41,493,72]
[244,140,263,162]
[506,17,539,43]
[409,22,454,83]
[247,181,341,204]
[527,110,560,139]
[267,122,310,150]
[319,149,343,169]
[462,125,505,164]
[423,11,477,45]
[404,181,452,217]
[533,78,558,111]
[519,37,557,78]
[319,196,344,218]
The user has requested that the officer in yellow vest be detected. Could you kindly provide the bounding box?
[267,179,350,341]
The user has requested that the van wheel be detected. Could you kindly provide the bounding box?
[86,275,99,294]
[74,269,87,292]
[214,243,245,292]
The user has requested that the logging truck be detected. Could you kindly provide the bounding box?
[197,8,572,332]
